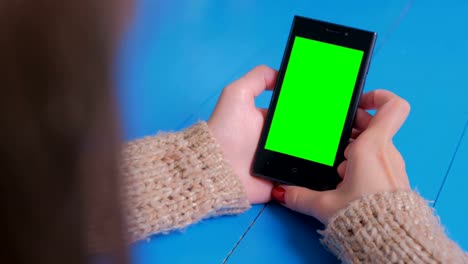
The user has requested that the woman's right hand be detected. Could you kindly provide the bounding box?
[272,90,411,224]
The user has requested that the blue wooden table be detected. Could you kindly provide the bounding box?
[116,1,468,263]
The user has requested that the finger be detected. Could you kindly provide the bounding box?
[260,108,268,119]
[360,90,410,139]
[337,160,348,179]
[344,142,353,159]
[248,177,274,204]
[278,185,331,223]
[354,108,372,131]
[234,65,278,96]
[359,89,397,110]
[351,128,361,139]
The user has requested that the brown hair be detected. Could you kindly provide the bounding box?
[0,1,128,263]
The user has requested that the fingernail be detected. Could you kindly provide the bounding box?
[271,186,286,204]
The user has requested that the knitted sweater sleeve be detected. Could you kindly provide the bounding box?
[320,191,468,263]
[120,122,250,242]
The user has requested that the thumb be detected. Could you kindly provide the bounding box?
[272,185,330,224]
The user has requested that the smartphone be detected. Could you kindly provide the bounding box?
[252,16,377,191]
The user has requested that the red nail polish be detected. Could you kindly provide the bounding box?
[272,186,286,204]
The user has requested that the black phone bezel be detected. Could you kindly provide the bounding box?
[252,16,377,191]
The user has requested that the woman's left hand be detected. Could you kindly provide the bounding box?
[208,65,277,204]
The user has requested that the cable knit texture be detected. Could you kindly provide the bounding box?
[121,122,250,242]
[320,191,468,263]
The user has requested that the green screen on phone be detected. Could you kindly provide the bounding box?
[265,36,364,166]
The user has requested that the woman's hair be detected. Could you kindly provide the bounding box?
[0,1,128,263]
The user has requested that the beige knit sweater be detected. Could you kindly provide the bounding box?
[122,122,468,263]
